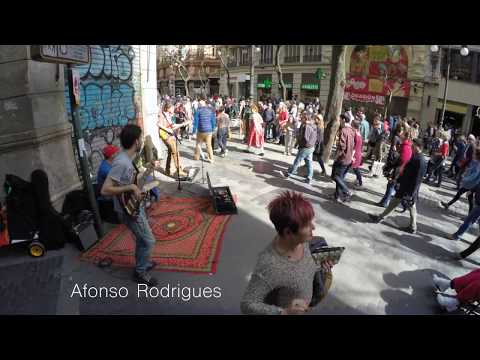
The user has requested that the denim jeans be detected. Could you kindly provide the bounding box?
[121,207,156,274]
[333,160,351,199]
[454,206,480,238]
[217,127,228,152]
[289,147,314,180]
[352,167,363,186]
[380,181,396,206]
[265,121,275,139]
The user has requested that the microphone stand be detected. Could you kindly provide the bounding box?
[173,129,183,191]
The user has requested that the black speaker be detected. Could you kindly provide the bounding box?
[74,222,98,251]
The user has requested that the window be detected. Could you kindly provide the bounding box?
[303,45,322,62]
[240,47,251,66]
[227,48,237,67]
[284,45,300,63]
[441,48,473,82]
[475,53,480,84]
[260,45,273,64]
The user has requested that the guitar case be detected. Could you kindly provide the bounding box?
[30,169,69,250]
[3,174,39,241]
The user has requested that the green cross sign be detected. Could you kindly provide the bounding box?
[315,68,327,80]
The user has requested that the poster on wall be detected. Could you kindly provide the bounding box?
[72,69,81,105]
[348,45,409,102]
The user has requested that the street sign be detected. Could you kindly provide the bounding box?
[31,45,90,64]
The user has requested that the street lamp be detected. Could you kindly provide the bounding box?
[431,45,469,129]
[250,45,261,99]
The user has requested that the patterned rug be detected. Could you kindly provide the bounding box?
[81,196,234,274]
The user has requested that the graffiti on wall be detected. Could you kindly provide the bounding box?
[66,45,140,173]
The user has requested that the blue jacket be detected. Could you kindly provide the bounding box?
[193,106,216,134]
[461,160,480,190]
[360,119,370,141]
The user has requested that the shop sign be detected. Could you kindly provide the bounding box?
[344,91,385,105]
[301,83,319,90]
[257,79,272,88]
[31,45,90,64]
[436,100,468,115]
[278,83,292,89]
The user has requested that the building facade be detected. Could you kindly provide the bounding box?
[218,45,332,105]
[0,45,158,208]
[157,45,221,98]
[421,45,480,135]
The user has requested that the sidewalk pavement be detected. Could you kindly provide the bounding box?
[0,132,478,315]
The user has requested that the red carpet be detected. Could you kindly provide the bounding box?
[81,196,234,274]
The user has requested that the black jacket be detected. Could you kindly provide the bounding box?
[396,152,427,199]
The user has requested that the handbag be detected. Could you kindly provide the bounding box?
[371,160,385,177]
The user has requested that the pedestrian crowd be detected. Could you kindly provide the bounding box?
[143,93,480,314]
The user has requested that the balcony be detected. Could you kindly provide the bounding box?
[284,56,300,63]
[303,55,322,63]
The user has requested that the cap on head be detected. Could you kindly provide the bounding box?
[102,145,120,159]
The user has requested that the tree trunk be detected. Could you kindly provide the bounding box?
[219,57,231,97]
[177,65,190,97]
[322,45,347,164]
[274,45,286,100]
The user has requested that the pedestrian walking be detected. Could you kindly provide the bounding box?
[192,99,216,164]
[369,138,427,234]
[313,113,327,176]
[215,106,231,158]
[284,114,297,156]
[350,120,364,189]
[283,112,317,184]
[245,103,265,156]
[331,114,356,202]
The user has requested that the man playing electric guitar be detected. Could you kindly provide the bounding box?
[101,124,158,286]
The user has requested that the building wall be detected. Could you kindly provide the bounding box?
[64,45,142,175]
[0,45,81,208]
[221,45,332,104]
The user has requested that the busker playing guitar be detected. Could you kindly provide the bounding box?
[101,124,158,286]
[158,101,190,178]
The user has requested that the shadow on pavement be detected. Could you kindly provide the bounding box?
[380,268,448,315]
[381,230,460,262]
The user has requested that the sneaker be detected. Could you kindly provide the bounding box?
[433,274,451,292]
[220,153,226,158]
[376,202,387,208]
[304,178,311,184]
[146,261,157,272]
[436,293,460,312]
[446,233,459,240]
[258,153,265,157]
[368,214,383,223]
[282,171,291,178]
[399,226,416,234]
[134,271,158,287]
[440,201,449,210]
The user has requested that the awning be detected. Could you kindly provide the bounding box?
[436,100,468,115]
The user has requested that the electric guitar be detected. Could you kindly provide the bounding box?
[119,164,160,218]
